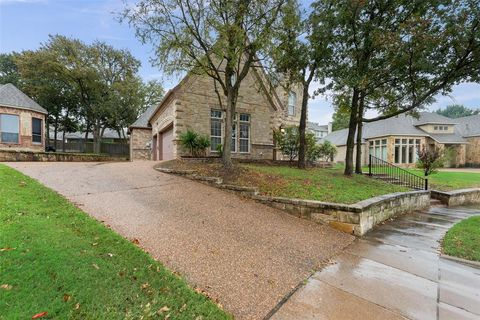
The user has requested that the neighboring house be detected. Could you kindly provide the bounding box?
[0,83,47,151]
[307,121,332,142]
[129,69,302,161]
[323,112,480,168]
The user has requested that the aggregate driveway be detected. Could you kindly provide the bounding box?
[7,161,354,320]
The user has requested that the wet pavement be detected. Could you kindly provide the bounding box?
[272,206,480,320]
[6,161,353,320]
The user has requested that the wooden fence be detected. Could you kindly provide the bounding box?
[54,142,129,157]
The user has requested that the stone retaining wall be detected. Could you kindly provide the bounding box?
[155,166,430,236]
[0,150,123,162]
[431,188,480,207]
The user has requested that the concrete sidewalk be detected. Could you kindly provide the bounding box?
[271,206,480,320]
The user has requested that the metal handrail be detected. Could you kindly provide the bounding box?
[368,154,428,190]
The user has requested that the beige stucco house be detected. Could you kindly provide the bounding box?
[324,112,480,168]
[0,84,47,151]
[129,68,302,161]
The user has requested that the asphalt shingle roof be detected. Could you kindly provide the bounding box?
[0,83,47,114]
[456,114,480,137]
[130,105,157,129]
[322,112,466,146]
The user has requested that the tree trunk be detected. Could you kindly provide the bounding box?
[62,131,66,152]
[53,125,58,150]
[222,88,235,169]
[92,123,101,154]
[344,88,360,176]
[355,92,365,174]
[297,84,310,169]
[46,119,50,148]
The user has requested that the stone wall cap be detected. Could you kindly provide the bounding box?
[431,188,480,196]
[354,190,430,209]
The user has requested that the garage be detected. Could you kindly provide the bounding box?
[160,125,174,160]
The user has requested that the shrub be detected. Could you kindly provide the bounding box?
[318,140,337,162]
[274,126,318,162]
[416,145,445,176]
[179,129,211,157]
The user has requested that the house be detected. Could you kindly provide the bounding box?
[129,69,302,161]
[0,83,47,151]
[307,121,332,142]
[323,112,480,168]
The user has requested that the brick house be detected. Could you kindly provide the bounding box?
[324,112,480,168]
[129,68,301,161]
[0,84,47,151]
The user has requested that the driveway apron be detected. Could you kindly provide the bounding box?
[6,161,354,320]
[271,205,480,320]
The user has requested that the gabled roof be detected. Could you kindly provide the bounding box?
[0,83,48,114]
[307,121,329,132]
[456,114,480,137]
[130,105,157,129]
[413,112,457,126]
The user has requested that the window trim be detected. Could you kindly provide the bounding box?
[32,117,43,145]
[287,91,296,116]
[394,137,421,164]
[0,113,21,145]
[210,109,251,154]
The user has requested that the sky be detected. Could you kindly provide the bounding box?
[1,0,480,125]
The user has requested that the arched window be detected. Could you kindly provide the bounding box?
[288,91,296,116]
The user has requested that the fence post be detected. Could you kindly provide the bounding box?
[369,154,372,176]
[425,179,428,190]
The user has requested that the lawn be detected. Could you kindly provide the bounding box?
[0,164,230,319]
[442,215,480,262]
[160,160,408,204]
[409,169,480,191]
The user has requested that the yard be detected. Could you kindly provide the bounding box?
[409,169,480,191]
[160,160,409,204]
[442,215,480,262]
[0,164,230,319]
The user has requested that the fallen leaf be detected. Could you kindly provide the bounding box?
[157,306,170,313]
[19,181,27,187]
[75,303,80,310]
[0,247,15,252]
[92,264,100,270]
[63,294,71,302]
[141,283,149,290]
[31,311,47,319]
[1,284,12,290]
[107,253,114,257]
[131,238,140,245]
[91,243,98,246]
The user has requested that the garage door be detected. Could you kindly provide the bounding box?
[161,126,174,160]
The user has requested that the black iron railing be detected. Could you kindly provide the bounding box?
[368,155,428,190]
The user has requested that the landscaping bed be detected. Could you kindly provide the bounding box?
[442,215,480,262]
[159,160,408,204]
[0,164,230,319]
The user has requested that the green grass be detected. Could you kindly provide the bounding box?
[0,164,230,319]
[442,216,480,262]
[408,169,480,191]
[242,165,409,204]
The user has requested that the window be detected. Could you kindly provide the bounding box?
[210,110,251,153]
[239,114,250,153]
[288,91,296,116]
[369,139,387,161]
[394,138,421,164]
[32,118,42,143]
[434,125,438,130]
[210,110,222,151]
[0,114,19,144]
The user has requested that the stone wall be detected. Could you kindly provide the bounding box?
[466,137,480,167]
[0,106,46,151]
[431,188,480,206]
[130,128,152,160]
[0,150,122,162]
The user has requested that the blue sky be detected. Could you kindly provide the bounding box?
[1,0,479,124]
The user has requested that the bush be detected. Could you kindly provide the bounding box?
[274,126,318,162]
[179,129,211,157]
[416,145,445,176]
[318,140,337,162]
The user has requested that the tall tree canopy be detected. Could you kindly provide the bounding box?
[270,0,331,168]
[312,0,480,175]
[436,104,479,118]
[122,0,287,168]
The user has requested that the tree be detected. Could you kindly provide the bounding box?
[0,53,21,86]
[274,126,317,163]
[312,0,480,176]
[417,146,445,176]
[140,79,165,113]
[331,96,351,131]
[436,104,479,118]
[270,0,331,169]
[122,0,287,168]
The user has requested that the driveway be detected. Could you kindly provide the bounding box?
[7,161,354,320]
[272,205,480,320]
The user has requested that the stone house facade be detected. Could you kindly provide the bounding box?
[324,112,480,168]
[0,84,47,151]
[129,67,301,161]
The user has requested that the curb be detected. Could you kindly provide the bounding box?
[440,254,480,268]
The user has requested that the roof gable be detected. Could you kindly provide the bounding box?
[0,83,47,114]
